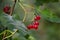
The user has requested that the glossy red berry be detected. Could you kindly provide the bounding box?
[27,24,33,30]
[27,24,38,30]
[34,15,41,21]
[33,21,39,25]
[3,5,10,14]
[33,25,38,30]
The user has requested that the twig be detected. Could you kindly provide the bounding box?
[2,29,18,40]
[19,2,27,22]
[0,30,12,36]
[2,27,8,40]
[10,0,17,16]
[2,30,13,40]
[22,4,35,21]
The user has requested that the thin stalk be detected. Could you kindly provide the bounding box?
[10,0,17,16]
[2,29,18,40]
[19,2,27,22]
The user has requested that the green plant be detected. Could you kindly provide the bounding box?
[0,0,60,40]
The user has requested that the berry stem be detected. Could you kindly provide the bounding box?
[31,13,35,21]
[18,1,27,22]
[10,0,17,16]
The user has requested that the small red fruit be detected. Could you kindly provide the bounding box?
[34,15,41,21]
[27,24,38,30]
[27,24,33,30]
[3,5,10,14]
[33,21,39,25]
[33,25,38,30]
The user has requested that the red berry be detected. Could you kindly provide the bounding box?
[27,24,33,30]
[33,25,38,30]
[34,15,41,21]
[33,21,39,25]
[3,5,10,14]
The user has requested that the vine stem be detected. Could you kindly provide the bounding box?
[2,30,13,40]
[2,29,18,40]
[22,4,35,21]
[10,0,17,16]
[31,13,35,21]
[19,2,27,22]
[0,30,12,36]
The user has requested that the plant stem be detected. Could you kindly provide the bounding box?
[10,0,17,16]
[1,30,13,40]
[2,29,18,40]
[0,30,12,36]
[19,2,27,22]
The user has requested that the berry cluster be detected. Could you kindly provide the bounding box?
[3,6,41,30]
[27,15,41,30]
[3,5,11,14]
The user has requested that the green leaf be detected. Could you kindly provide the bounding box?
[36,7,60,23]
[35,0,59,6]
[0,13,28,36]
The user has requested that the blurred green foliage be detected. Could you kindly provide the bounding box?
[0,0,60,40]
[35,0,59,6]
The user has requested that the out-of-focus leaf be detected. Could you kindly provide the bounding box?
[12,33,27,40]
[0,13,28,36]
[36,7,60,23]
[35,0,59,6]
